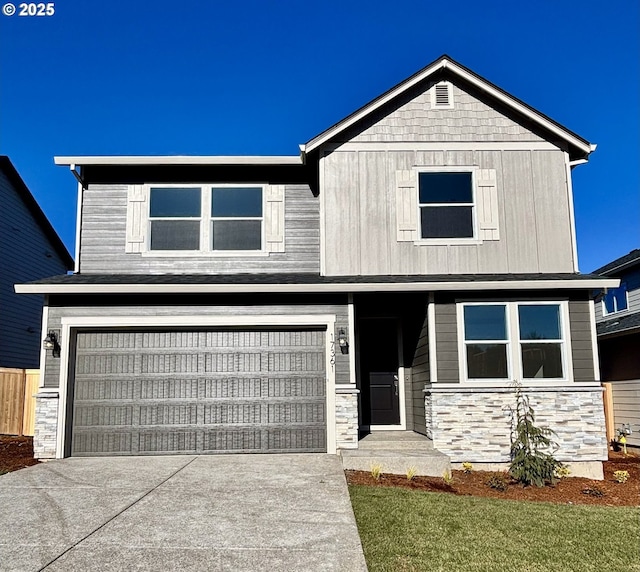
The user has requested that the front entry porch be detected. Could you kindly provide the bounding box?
[340,431,451,477]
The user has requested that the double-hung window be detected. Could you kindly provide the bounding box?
[602,282,628,315]
[147,185,264,252]
[460,302,568,382]
[418,171,475,239]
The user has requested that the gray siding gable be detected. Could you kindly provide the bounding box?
[0,161,72,368]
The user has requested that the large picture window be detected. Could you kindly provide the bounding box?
[148,185,264,252]
[460,302,567,382]
[419,172,474,239]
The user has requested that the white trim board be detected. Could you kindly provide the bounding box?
[55,156,302,166]
[55,314,337,459]
[327,141,562,152]
[17,278,621,295]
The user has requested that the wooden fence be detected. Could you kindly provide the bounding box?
[0,368,39,436]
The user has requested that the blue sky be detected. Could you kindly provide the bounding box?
[1,0,638,272]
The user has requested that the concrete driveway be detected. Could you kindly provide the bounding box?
[0,454,367,571]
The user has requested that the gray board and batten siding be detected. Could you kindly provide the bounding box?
[433,292,597,384]
[42,295,350,390]
[0,160,72,368]
[319,77,575,277]
[79,183,319,275]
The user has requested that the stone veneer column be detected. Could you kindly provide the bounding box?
[33,392,59,459]
[425,385,608,464]
[335,387,359,450]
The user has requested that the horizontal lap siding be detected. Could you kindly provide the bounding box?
[569,300,596,383]
[609,380,640,447]
[43,298,349,388]
[435,302,459,383]
[0,170,70,368]
[79,184,319,274]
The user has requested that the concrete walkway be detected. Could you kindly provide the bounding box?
[0,454,367,571]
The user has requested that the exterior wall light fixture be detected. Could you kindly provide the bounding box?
[338,328,349,354]
[43,330,61,358]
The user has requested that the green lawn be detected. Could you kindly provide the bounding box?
[349,485,640,572]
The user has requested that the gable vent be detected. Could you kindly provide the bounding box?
[431,82,454,109]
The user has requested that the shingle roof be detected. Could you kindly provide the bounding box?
[597,312,640,337]
[592,249,640,276]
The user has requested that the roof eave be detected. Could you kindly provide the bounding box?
[302,56,593,159]
[54,156,303,167]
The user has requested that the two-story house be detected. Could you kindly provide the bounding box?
[17,55,616,477]
[594,249,640,447]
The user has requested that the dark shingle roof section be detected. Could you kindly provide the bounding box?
[25,272,609,286]
[592,249,640,276]
[597,312,640,337]
[0,156,74,269]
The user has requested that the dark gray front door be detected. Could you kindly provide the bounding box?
[70,329,326,456]
[359,318,400,426]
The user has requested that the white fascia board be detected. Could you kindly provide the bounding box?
[54,156,303,166]
[15,278,621,295]
[303,58,592,157]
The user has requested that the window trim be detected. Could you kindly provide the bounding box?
[456,300,573,386]
[601,282,629,316]
[143,183,268,257]
[414,166,480,245]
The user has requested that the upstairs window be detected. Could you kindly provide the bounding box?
[146,185,264,252]
[603,283,628,315]
[149,187,201,250]
[211,187,263,251]
[419,172,475,239]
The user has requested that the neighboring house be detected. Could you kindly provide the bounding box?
[17,55,616,476]
[0,156,73,369]
[593,249,640,447]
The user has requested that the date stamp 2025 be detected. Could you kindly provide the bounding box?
[2,3,55,17]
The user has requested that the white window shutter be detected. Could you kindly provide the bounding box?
[395,170,418,241]
[476,169,499,241]
[125,184,147,253]
[265,184,285,253]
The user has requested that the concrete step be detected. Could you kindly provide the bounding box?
[356,431,435,451]
[340,448,451,478]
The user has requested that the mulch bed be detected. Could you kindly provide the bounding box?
[346,451,640,507]
[0,435,39,473]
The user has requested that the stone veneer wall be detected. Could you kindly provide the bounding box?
[33,393,59,459]
[335,389,359,450]
[425,386,608,463]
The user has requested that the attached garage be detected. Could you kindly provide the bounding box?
[69,328,327,456]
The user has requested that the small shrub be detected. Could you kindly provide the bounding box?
[582,485,604,497]
[509,382,564,487]
[613,470,630,484]
[554,466,571,479]
[406,466,417,481]
[486,473,509,492]
[442,470,453,485]
[461,462,473,474]
[370,463,384,481]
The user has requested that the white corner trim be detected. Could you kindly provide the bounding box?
[55,314,338,458]
[348,294,356,385]
[319,153,326,276]
[74,181,82,273]
[38,304,49,389]
[564,152,580,272]
[427,293,437,383]
[589,299,601,382]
